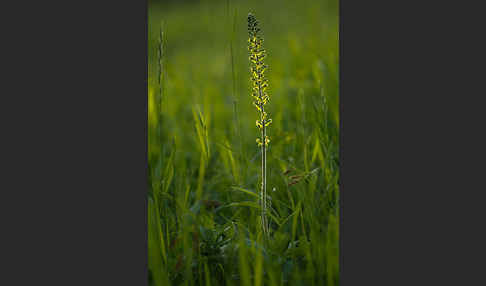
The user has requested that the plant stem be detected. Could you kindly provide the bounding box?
[259,84,268,237]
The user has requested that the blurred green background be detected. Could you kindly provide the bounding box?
[148,0,339,285]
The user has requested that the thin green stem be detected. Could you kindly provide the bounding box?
[259,84,268,237]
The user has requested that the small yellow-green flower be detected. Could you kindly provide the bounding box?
[248,13,271,148]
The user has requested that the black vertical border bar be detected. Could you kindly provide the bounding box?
[3,0,150,284]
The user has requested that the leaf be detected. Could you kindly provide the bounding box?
[162,149,174,194]
[148,198,169,286]
[218,201,261,210]
[231,186,260,199]
[278,207,301,233]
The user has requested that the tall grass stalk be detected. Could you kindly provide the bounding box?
[157,23,165,119]
[229,5,244,183]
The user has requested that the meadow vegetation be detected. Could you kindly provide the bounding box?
[148,0,339,285]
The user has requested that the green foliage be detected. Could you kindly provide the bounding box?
[148,0,339,285]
